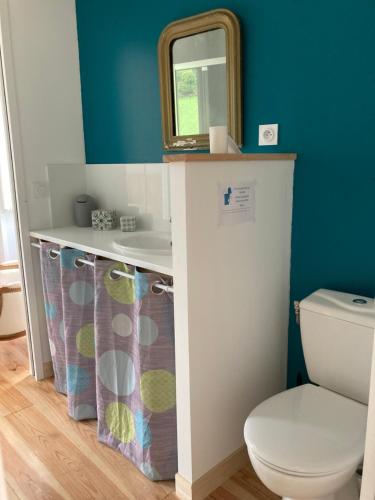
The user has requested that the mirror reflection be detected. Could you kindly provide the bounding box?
[158,9,241,149]
[172,29,227,137]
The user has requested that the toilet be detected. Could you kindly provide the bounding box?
[244,289,375,500]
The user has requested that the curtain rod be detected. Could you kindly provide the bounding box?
[30,242,174,294]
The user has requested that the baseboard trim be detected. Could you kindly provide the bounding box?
[175,473,193,500]
[175,445,249,500]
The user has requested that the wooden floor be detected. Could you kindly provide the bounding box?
[0,336,278,500]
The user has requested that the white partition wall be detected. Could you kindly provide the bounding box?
[169,155,295,498]
[0,0,85,377]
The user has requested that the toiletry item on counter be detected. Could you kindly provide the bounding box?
[120,215,136,232]
[92,209,117,231]
[74,194,97,227]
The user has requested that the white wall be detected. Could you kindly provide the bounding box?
[170,159,294,483]
[86,164,171,232]
[46,164,86,228]
[0,0,85,374]
[0,85,18,262]
[6,0,85,230]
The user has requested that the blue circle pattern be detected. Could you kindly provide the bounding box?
[69,281,95,306]
[135,272,149,300]
[45,302,57,320]
[60,249,86,270]
[140,462,161,480]
[137,315,159,346]
[97,350,135,396]
[74,404,97,420]
[67,364,90,394]
[135,409,152,449]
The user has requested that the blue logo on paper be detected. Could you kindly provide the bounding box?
[224,187,232,205]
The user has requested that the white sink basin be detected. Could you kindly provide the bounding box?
[113,231,172,256]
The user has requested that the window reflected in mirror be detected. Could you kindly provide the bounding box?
[158,9,242,150]
[172,29,227,137]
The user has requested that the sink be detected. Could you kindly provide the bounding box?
[113,231,172,256]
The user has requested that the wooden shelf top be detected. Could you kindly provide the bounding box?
[163,153,297,163]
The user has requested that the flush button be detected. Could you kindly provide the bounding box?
[353,298,367,304]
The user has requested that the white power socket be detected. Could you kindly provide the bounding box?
[259,124,278,146]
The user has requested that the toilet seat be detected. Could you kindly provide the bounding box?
[244,384,367,477]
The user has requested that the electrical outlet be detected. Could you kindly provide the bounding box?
[259,124,278,146]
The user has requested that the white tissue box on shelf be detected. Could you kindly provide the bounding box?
[120,215,136,232]
[92,209,117,231]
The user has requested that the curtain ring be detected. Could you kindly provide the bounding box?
[73,256,85,269]
[47,248,59,260]
[151,278,167,295]
[109,269,122,281]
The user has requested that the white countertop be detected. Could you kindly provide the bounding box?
[29,226,173,276]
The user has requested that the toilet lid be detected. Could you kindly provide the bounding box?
[244,384,367,476]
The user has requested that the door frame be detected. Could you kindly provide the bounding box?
[0,0,45,379]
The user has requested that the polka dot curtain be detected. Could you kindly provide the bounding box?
[40,242,67,394]
[40,244,97,419]
[60,248,97,420]
[94,260,177,480]
[39,245,177,480]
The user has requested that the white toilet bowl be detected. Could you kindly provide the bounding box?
[244,384,367,500]
[244,289,375,500]
[249,450,358,500]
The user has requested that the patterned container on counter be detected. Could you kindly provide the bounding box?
[120,215,136,232]
[92,209,117,231]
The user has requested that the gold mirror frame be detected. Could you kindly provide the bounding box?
[158,9,242,150]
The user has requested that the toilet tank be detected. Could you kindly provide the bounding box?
[300,289,375,405]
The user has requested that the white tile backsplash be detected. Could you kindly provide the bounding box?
[125,164,146,212]
[145,164,168,220]
[46,163,171,232]
[46,163,86,228]
[85,164,127,212]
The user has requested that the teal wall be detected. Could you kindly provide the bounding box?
[75,0,375,387]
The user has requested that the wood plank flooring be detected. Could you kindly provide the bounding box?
[0,336,278,500]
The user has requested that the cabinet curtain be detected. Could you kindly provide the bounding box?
[39,245,176,480]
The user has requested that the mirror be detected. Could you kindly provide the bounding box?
[158,9,242,150]
[172,29,227,137]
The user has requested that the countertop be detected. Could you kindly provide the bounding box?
[163,153,297,162]
[29,226,173,277]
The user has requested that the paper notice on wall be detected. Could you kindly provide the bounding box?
[218,181,256,225]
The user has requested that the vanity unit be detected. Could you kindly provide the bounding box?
[28,152,296,499]
[30,226,173,277]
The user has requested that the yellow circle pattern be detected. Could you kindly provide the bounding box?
[105,402,135,443]
[104,263,135,304]
[140,370,176,413]
[76,323,95,358]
